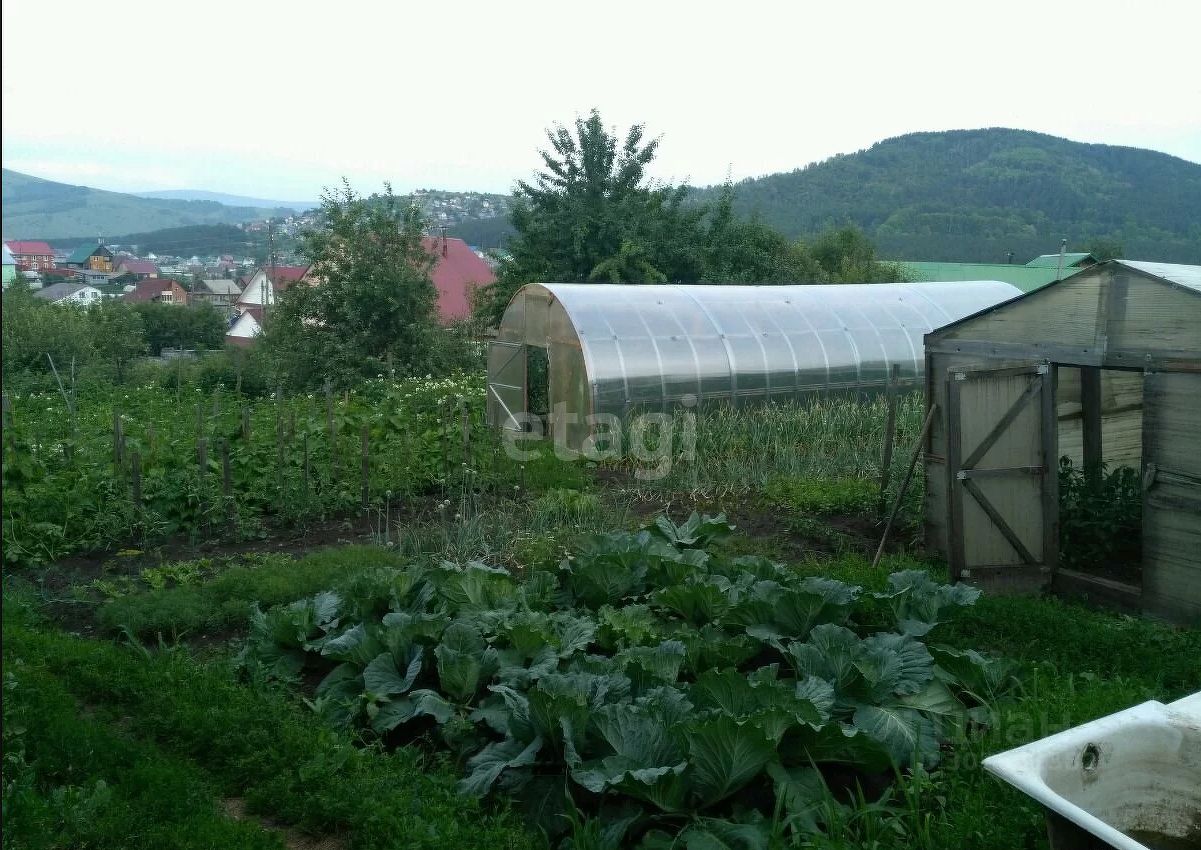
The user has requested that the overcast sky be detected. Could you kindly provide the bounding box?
[4,0,1199,202]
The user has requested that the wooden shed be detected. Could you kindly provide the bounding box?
[923,260,1201,623]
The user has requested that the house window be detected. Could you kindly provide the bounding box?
[161,292,173,303]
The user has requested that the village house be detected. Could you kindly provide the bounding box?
[5,240,56,271]
[226,307,263,347]
[3,245,17,287]
[64,240,115,271]
[33,282,102,305]
[235,265,313,308]
[422,235,496,322]
[123,277,189,305]
[113,258,160,280]
[193,278,243,310]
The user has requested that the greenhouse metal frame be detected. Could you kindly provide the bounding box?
[487,281,1022,451]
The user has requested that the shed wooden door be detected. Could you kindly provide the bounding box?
[946,363,1057,588]
[1141,371,1201,622]
[486,341,526,431]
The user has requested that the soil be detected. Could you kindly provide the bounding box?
[222,798,345,850]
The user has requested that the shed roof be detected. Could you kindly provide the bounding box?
[899,261,1079,292]
[1026,252,1097,268]
[1117,260,1201,293]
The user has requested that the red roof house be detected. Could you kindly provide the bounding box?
[123,278,188,305]
[114,258,159,279]
[5,240,56,270]
[422,236,495,323]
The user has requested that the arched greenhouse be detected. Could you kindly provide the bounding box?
[486,281,1021,451]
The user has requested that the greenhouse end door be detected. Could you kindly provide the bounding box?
[487,341,525,431]
[946,362,1057,590]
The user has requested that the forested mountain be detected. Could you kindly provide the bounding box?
[134,189,317,210]
[52,224,283,260]
[7,129,1198,260]
[689,129,1201,263]
[1,170,294,239]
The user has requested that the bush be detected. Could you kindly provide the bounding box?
[1058,457,1141,578]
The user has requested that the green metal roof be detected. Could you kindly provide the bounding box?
[66,243,104,264]
[897,261,1082,293]
[1025,252,1097,268]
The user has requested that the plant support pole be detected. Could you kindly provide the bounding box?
[872,402,937,569]
[878,363,900,519]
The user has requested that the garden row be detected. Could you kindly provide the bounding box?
[2,374,497,566]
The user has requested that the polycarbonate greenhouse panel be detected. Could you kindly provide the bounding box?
[524,281,1022,416]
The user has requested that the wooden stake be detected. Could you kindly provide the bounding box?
[325,380,336,481]
[197,436,209,518]
[361,425,370,508]
[241,406,251,442]
[878,364,900,519]
[302,432,310,503]
[872,403,937,569]
[130,450,142,506]
[113,409,124,472]
[276,413,285,496]
[221,438,234,521]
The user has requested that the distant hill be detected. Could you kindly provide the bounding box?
[1,169,295,239]
[689,129,1201,263]
[134,189,318,211]
[52,224,277,259]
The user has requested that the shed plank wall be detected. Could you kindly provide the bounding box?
[1142,372,1201,622]
[1056,369,1144,469]
[1111,274,1201,353]
[939,274,1103,348]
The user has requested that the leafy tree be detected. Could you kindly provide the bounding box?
[264,181,450,389]
[1,282,94,380]
[806,226,908,282]
[133,302,227,355]
[700,185,822,283]
[1085,238,1123,261]
[87,299,147,382]
[477,110,705,323]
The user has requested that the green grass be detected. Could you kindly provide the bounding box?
[3,660,286,850]
[3,599,538,850]
[97,545,408,638]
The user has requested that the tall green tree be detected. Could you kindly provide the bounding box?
[477,110,705,323]
[700,184,822,283]
[263,181,447,389]
[806,226,908,283]
[1,282,94,380]
[87,299,147,382]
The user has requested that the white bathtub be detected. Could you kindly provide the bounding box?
[982,692,1201,850]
